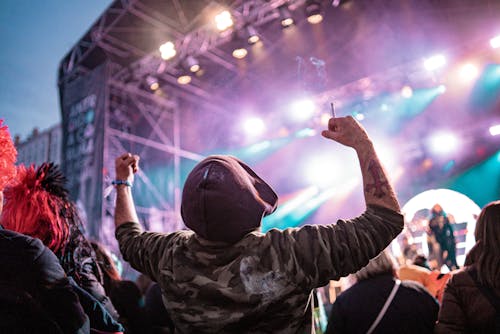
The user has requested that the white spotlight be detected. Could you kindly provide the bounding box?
[459,63,479,82]
[437,85,447,94]
[490,35,500,49]
[401,85,413,99]
[159,41,176,60]
[291,99,316,122]
[232,48,248,59]
[243,117,266,137]
[489,124,500,136]
[354,112,365,121]
[177,75,191,85]
[215,10,233,31]
[424,54,446,71]
[428,131,460,155]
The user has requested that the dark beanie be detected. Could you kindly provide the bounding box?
[181,155,278,244]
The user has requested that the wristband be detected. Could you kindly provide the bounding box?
[112,180,132,187]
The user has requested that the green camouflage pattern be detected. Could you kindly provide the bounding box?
[116,205,403,333]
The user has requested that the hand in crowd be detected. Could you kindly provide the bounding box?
[115,153,140,184]
[321,116,371,149]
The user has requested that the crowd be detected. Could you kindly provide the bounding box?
[0,116,498,333]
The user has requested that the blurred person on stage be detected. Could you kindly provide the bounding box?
[427,204,459,271]
[325,249,439,334]
[113,116,404,333]
[435,200,500,333]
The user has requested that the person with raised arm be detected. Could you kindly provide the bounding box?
[114,115,403,333]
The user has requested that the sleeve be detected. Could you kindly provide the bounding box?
[77,256,120,320]
[70,278,124,333]
[434,276,467,334]
[267,205,404,289]
[34,243,90,334]
[115,222,175,281]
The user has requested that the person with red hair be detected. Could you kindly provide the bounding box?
[1,124,123,333]
[0,120,89,333]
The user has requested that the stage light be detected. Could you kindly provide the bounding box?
[489,124,500,136]
[278,5,294,27]
[177,74,191,85]
[401,85,413,98]
[437,84,447,94]
[245,25,260,44]
[243,117,266,136]
[424,54,446,71]
[183,56,200,73]
[146,75,159,91]
[459,63,479,82]
[354,112,365,121]
[305,0,323,24]
[291,99,316,122]
[232,47,248,59]
[490,35,500,49]
[159,41,176,60]
[428,131,460,155]
[215,10,233,31]
[380,103,389,112]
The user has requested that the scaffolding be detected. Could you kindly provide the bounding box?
[58,0,500,247]
[58,0,302,246]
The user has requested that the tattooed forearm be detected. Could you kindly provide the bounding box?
[365,159,389,198]
[356,142,399,211]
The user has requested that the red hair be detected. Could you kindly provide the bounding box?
[2,163,70,255]
[0,120,17,191]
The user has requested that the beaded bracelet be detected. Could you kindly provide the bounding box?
[112,180,132,187]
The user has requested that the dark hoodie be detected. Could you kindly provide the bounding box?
[181,155,278,243]
[116,155,404,333]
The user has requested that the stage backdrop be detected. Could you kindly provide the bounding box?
[59,64,107,239]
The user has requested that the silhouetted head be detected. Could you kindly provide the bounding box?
[181,155,278,244]
[353,249,399,282]
[469,201,500,288]
[431,204,443,215]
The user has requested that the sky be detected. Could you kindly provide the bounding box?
[0,0,113,140]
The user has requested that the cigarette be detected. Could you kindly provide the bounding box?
[330,102,336,118]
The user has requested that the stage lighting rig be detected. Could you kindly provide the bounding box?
[245,25,260,45]
[305,0,323,24]
[278,5,294,28]
[183,56,200,73]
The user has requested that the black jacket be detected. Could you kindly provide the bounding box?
[326,274,439,334]
[0,226,89,333]
[435,265,500,333]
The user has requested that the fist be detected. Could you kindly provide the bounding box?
[115,153,140,182]
[321,116,371,149]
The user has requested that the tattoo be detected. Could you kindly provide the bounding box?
[365,159,389,198]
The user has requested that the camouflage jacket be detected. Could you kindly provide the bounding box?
[116,205,403,333]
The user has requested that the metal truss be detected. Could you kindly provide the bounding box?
[60,0,308,85]
[102,70,205,235]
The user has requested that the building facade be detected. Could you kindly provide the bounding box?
[16,124,62,166]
